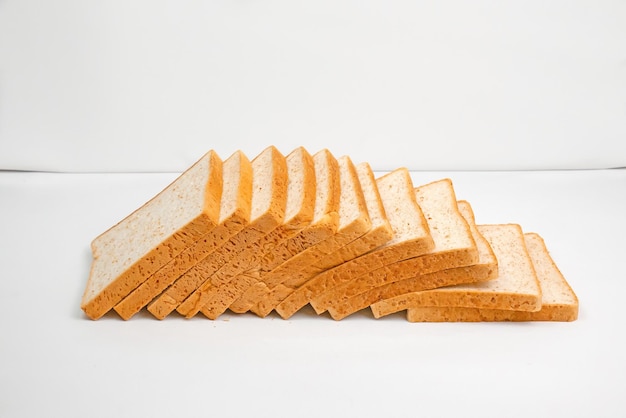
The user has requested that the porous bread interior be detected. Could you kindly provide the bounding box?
[525,233,577,306]
[356,162,387,229]
[284,148,306,222]
[415,179,473,253]
[472,225,540,295]
[219,152,244,222]
[250,148,275,221]
[376,169,424,246]
[85,153,212,302]
[337,156,365,228]
[312,150,332,223]
[413,224,536,296]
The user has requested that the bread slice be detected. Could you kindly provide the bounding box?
[221,149,341,314]
[269,168,433,318]
[273,162,394,319]
[329,200,497,320]
[312,179,477,316]
[157,146,288,319]
[81,150,223,320]
[241,155,376,318]
[144,150,254,319]
[174,147,316,319]
[405,233,577,322]
[373,224,541,318]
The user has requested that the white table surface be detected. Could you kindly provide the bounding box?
[1,169,625,417]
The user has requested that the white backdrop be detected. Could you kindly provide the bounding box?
[2,3,626,417]
[1,0,625,172]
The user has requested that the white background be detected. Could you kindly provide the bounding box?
[1,1,626,418]
[1,0,625,171]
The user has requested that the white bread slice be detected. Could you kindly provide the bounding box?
[145,150,254,319]
[312,179,477,316]
[223,149,341,314]
[277,168,433,318]
[325,200,498,320]
[273,162,394,319]
[241,155,374,318]
[81,150,223,320]
[405,233,577,322]
[157,146,287,318]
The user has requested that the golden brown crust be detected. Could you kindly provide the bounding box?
[406,304,578,322]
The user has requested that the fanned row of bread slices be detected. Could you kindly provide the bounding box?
[81,146,579,322]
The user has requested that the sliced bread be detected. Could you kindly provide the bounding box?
[175,147,317,319]
[405,233,576,322]
[326,200,498,320]
[273,162,394,318]
[113,147,286,320]
[154,146,288,319]
[375,225,542,318]
[275,168,434,318]
[145,150,254,319]
[81,150,223,320]
[222,149,341,314]
[312,179,478,316]
[368,201,497,318]
[242,155,374,318]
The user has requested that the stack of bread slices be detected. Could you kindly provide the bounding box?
[81,147,578,322]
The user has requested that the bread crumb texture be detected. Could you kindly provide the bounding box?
[81,148,578,322]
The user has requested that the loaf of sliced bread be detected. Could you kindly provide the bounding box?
[273,162,394,318]
[81,150,223,319]
[82,147,577,323]
[144,151,254,319]
[311,179,478,316]
[326,200,497,320]
[243,155,374,318]
[374,225,542,319]
[405,233,576,322]
[222,149,341,314]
